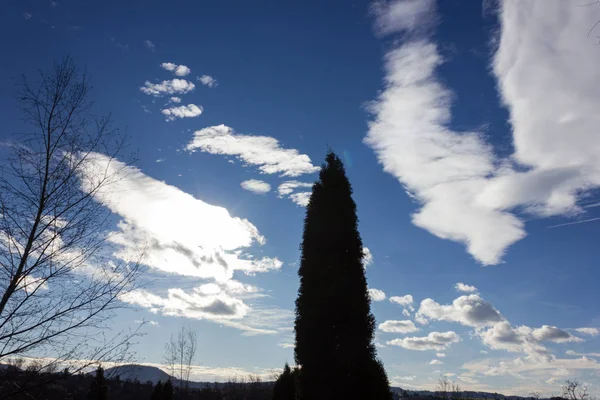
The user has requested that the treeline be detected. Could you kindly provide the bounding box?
[0,365,273,400]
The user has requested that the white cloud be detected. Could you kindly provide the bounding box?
[161,104,203,121]
[532,325,583,343]
[379,320,419,333]
[277,181,313,197]
[436,352,446,358]
[369,288,387,302]
[415,295,503,327]
[289,192,311,207]
[144,40,155,52]
[170,97,182,103]
[81,153,279,283]
[430,359,443,365]
[371,0,436,36]
[186,125,320,177]
[575,328,600,336]
[277,181,313,206]
[240,179,271,195]
[455,282,477,293]
[387,331,460,351]
[363,247,374,267]
[390,294,415,316]
[140,79,195,96]
[566,350,600,358]
[161,62,191,77]
[390,294,413,307]
[366,0,600,265]
[198,75,218,88]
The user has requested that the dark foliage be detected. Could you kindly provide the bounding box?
[151,381,163,400]
[272,363,297,400]
[88,367,108,400]
[294,151,392,400]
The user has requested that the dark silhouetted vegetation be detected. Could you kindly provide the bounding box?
[294,151,392,400]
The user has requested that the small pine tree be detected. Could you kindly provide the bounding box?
[150,381,163,400]
[272,363,297,400]
[87,366,108,400]
[163,379,174,400]
[294,151,392,400]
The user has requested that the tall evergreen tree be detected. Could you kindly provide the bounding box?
[87,366,108,400]
[272,363,297,400]
[294,151,392,400]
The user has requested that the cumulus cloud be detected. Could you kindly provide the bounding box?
[387,331,460,351]
[367,0,600,265]
[532,325,583,343]
[186,125,320,177]
[430,359,443,365]
[379,320,419,333]
[240,179,271,195]
[198,75,218,88]
[369,288,387,302]
[455,283,477,293]
[415,294,503,327]
[80,153,280,283]
[161,104,203,121]
[161,62,191,77]
[289,192,311,207]
[436,352,446,358]
[575,328,600,336]
[170,97,182,103]
[390,294,415,316]
[140,79,195,96]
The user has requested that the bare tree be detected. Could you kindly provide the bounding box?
[562,380,590,400]
[0,57,140,391]
[164,325,197,390]
[437,375,462,400]
[530,391,543,400]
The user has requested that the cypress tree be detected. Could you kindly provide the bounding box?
[272,363,297,400]
[294,151,392,400]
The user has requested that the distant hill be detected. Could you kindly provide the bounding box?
[102,364,210,389]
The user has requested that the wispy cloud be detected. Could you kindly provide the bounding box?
[140,79,195,96]
[186,125,320,177]
[161,62,191,77]
[277,181,313,206]
[198,75,218,88]
[240,179,271,195]
[547,217,600,229]
[161,104,203,121]
[144,40,155,52]
[366,0,600,265]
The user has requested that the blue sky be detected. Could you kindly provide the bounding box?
[2,0,600,395]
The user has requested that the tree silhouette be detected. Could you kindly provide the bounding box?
[294,151,392,400]
[150,380,163,400]
[163,378,174,400]
[87,366,108,400]
[272,363,297,400]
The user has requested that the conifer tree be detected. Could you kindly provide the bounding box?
[163,379,174,400]
[272,363,297,400]
[294,151,392,400]
[87,366,108,400]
